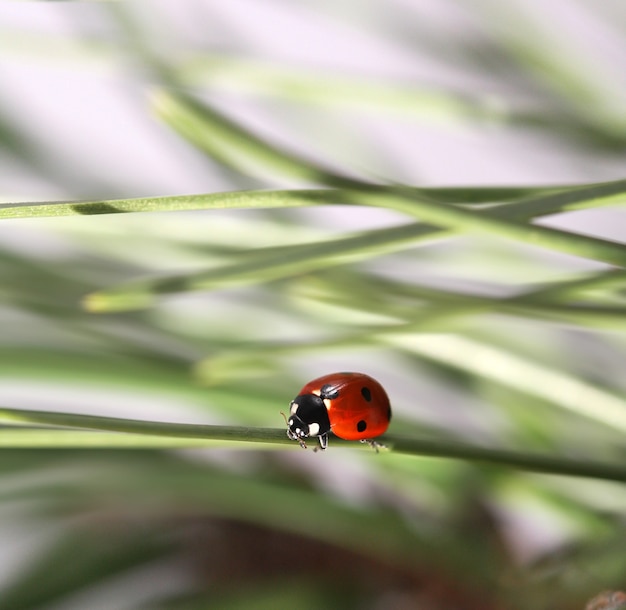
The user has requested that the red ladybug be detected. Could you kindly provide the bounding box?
[286,372,391,450]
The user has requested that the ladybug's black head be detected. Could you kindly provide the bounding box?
[286,393,331,449]
[286,412,309,443]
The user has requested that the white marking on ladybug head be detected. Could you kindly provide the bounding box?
[323,398,332,410]
[289,401,299,415]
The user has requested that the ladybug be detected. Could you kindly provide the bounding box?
[285,372,391,450]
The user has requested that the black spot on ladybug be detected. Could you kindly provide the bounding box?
[357,420,367,432]
[361,386,372,402]
[386,405,392,421]
[320,384,339,399]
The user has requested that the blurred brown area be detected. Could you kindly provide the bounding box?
[188,517,503,610]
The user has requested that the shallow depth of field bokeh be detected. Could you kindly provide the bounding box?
[1,1,626,609]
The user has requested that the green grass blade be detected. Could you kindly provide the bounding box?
[0,189,319,219]
[0,185,552,220]
[0,429,276,450]
[0,408,285,444]
[1,408,626,482]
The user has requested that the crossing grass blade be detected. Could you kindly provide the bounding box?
[81,179,626,312]
[296,275,626,330]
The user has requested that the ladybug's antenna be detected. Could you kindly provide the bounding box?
[279,411,289,426]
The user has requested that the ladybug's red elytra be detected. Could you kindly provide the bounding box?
[286,372,391,450]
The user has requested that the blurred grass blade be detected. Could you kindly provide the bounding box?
[301,273,626,330]
[151,89,353,186]
[484,178,626,220]
[1,27,618,142]
[83,179,626,312]
[357,266,626,327]
[477,0,626,142]
[516,267,626,302]
[83,221,437,312]
[177,53,513,123]
[384,334,626,433]
[0,529,175,610]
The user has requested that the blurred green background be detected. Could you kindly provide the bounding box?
[0,1,626,609]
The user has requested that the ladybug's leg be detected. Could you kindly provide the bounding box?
[315,433,329,452]
[360,439,385,453]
